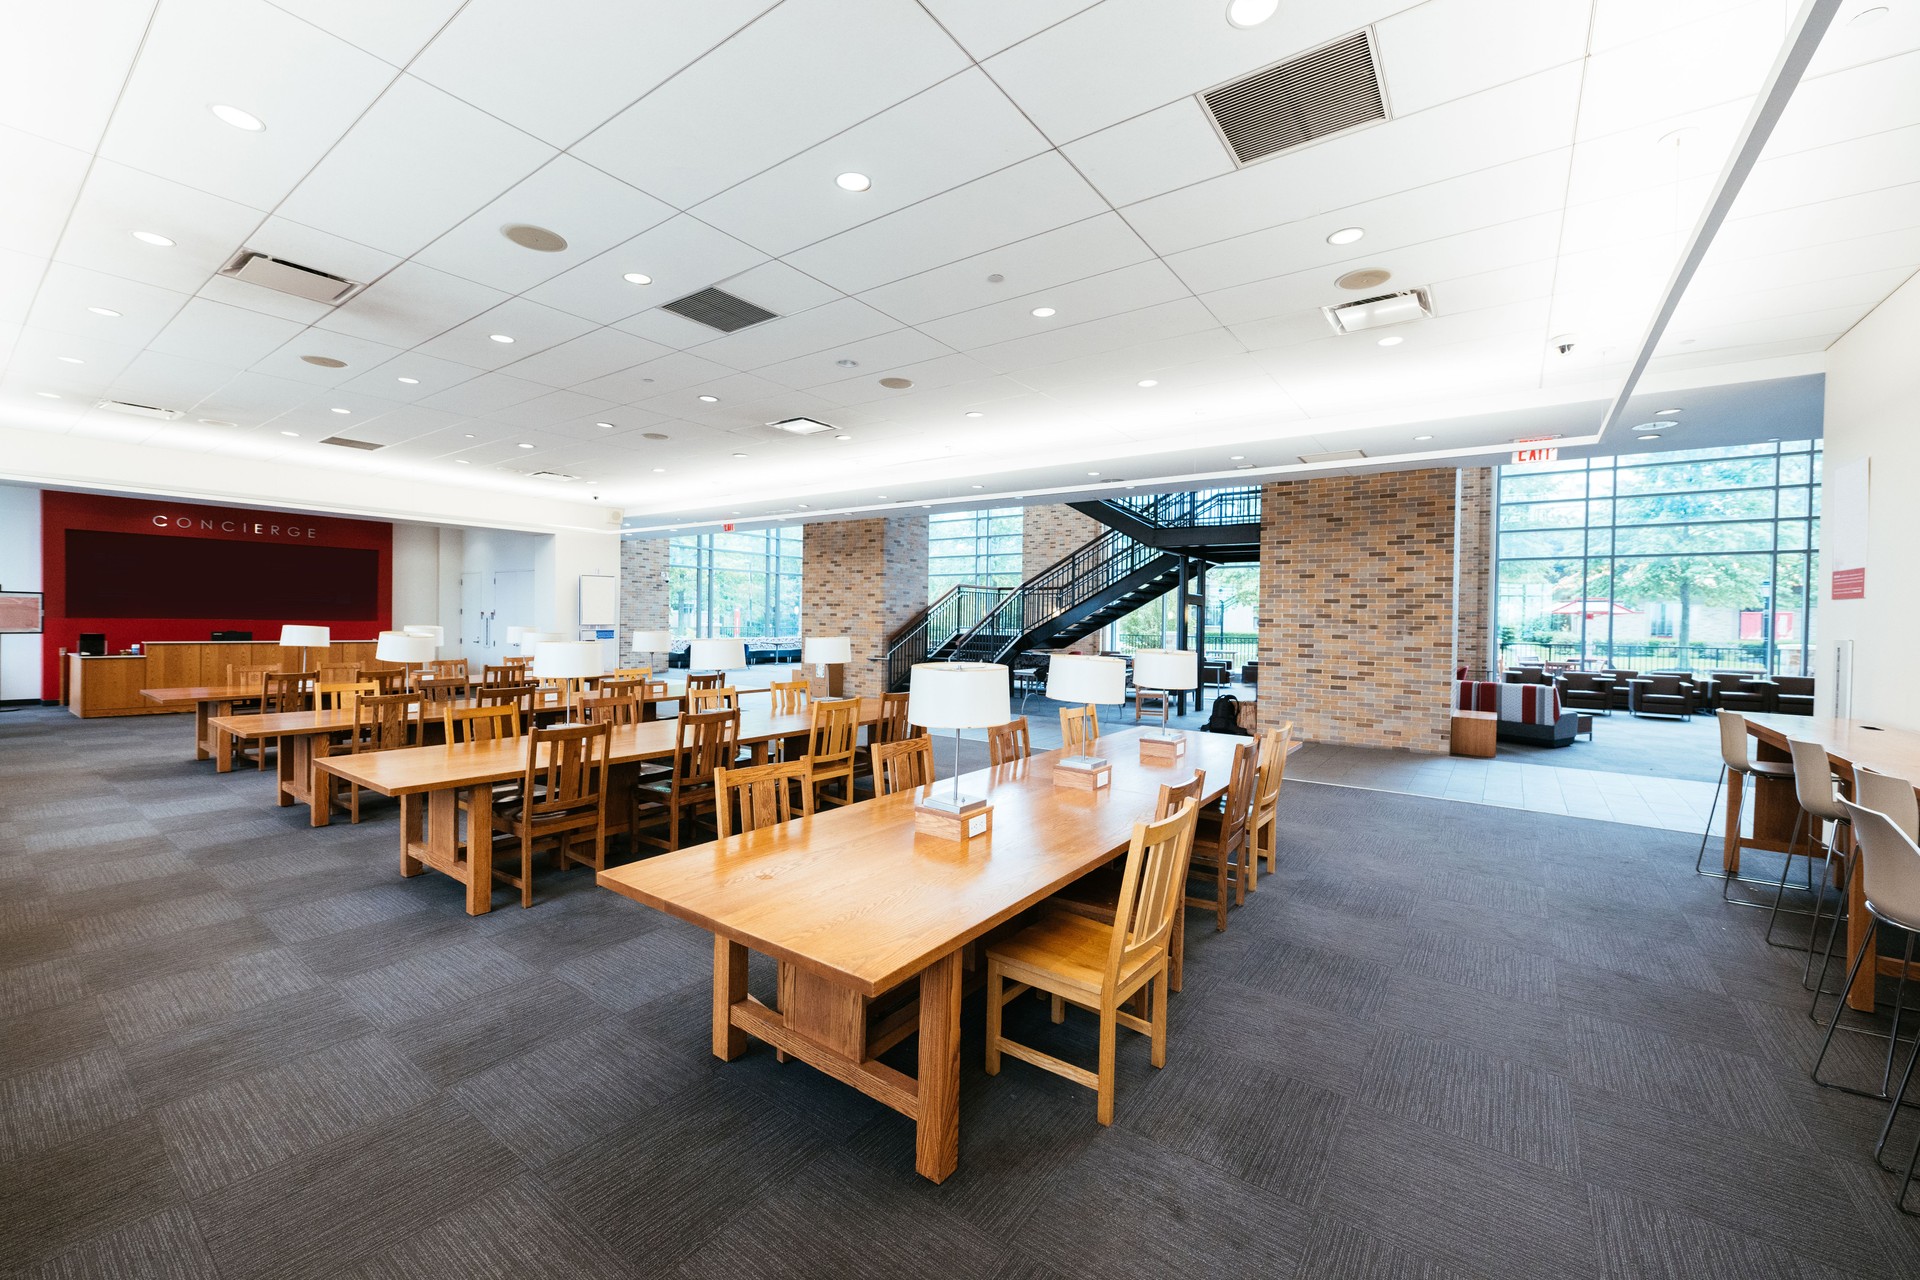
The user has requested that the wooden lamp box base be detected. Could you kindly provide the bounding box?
[1138,734,1186,764]
[1054,759,1112,791]
[914,803,993,845]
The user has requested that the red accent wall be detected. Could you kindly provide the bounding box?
[40,491,392,698]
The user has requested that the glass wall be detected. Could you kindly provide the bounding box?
[1494,441,1820,675]
[668,527,802,638]
[928,507,1023,600]
[1111,563,1260,675]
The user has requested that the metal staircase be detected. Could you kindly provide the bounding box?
[880,487,1264,692]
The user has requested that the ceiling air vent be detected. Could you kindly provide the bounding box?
[319,436,382,451]
[1323,288,1433,335]
[660,287,778,333]
[95,399,182,421]
[1200,29,1387,167]
[767,417,836,436]
[220,250,365,304]
[1297,449,1367,465]
[529,471,578,482]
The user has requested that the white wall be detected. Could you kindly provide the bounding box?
[1816,268,1920,728]
[0,483,41,702]
[391,522,467,657]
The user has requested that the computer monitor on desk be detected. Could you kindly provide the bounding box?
[210,630,252,641]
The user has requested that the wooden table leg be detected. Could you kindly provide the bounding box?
[215,724,235,774]
[714,935,749,1061]
[915,948,963,1184]
[194,701,212,761]
[400,794,424,878]
[1722,768,1745,877]
[276,735,302,808]
[310,744,334,828]
[463,784,494,916]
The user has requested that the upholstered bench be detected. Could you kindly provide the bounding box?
[1453,680,1580,748]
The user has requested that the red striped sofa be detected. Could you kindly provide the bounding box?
[1453,680,1579,748]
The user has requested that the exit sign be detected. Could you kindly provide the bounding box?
[1512,437,1560,464]
[721,522,735,532]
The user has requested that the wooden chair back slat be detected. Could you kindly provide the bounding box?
[1109,799,1200,983]
[352,692,418,754]
[227,663,281,688]
[768,678,810,715]
[480,664,519,687]
[427,658,469,681]
[987,716,1031,765]
[686,671,724,692]
[674,709,742,792]
[715,759,814,836]
[1153,771,1207,820]
[1218,740,1259,850]
[317,681,378,712]
[873,737,936,797]
[476,683,536,725]
[316,664,358,686]
[524,723,609,817]
[686,685,739,712]
[415,675,468,708]
[360,667,409,694]
[874,691,912,744]
[261,671,316,713]
[582,693,642,726]
[445,704,521,744]
[1060,705,1099,756]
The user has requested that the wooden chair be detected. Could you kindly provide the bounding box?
[634,709,741,850]
[480,664,518,687]
[255,672,316,770]
[226,662,281,690]
[715,759,814,836]
[359,667,409,695]
[343,692,417,823]
[317,663,359,685]
[1052,772,1207,991]
[1189,741,1258,930]
[445,703,520,745]
[987,717,1031,766]
[502,654,534,670]
[872,737,936,797]
[1060,704,1100,756]
[427,658,469,682]
[595,677,644,700]
[856,690,913,788]
[489,722,611,908]
[316,680,377,712]
[1247,723,1293,881]
[582,693,642,726]
[686,685,740,712]
[768,677,810,715]
[686,670,724,693]
[806,698,859,808]
[985,798,1201,1124]
[602,666,651,684]
[415,675,468,715]
[476,683,536,729]
[1133,688,1171,725]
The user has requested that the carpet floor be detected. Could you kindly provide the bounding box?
[4,706,1920,1279]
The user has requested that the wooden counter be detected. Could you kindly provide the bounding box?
[66,640,381,718]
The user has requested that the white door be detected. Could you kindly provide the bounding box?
[459,572,489,659]
[491,570,535,663]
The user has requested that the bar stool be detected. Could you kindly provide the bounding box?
[1764,739,1852,956]
[1821,801,1920,1213]
[1811,768,1920,1017]
[1697,711,1795,890]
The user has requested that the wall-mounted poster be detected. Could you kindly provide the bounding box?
[1827,457,1868,600]
[0,590,44,633]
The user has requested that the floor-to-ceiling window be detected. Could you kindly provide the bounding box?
[668,527,802,638]
[1494,440,1820,675]
[1111,563,1259,674]
[927,507,1023,600]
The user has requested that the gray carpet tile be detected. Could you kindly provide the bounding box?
[8,705,1920,1278]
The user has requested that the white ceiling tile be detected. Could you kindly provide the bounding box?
[1574,0,1784,143]
[1588,0,1755,54]
[418,371,554,415]
[409,0,779,146]
[0,127,90,259]
[631,371,795,420]
[340,351,487,401]
[787,152,1110,294]
[857,213,1155,326]
[917,0,1101,59]
[1375,0,1591,117]
[275,74,555,257]
[0,0,151,151]
[1696,223,1920,293]
[708,259,844,317]
[315,260,510,348]
[571,0,971,207]
[268,0,465,65]
[414,297,599,369]
[577,350,740,401]
[106,350,241,408]
[690,297,901,371]
[691,69,1048,257]
[0,249,50,329]
[1736,126,1920,223]
[54,161,266,294]
[1124,64,1583,256]
[608,307,728,351]
[920,260,1194,349]
[479,388,625,430]
[412,155,675,293]
[756,328,957,391]
[964,297,1222,374]
[251,330,408,386]
[1671,267,1912,331]
[1769,47,1920,157]
[522,215,769,324]
[98,0,399,209]
[241,217,405,289]
[194,274,335,326]
[1804,1,1920,78]
[1061,98,1236,209]
[24,262,193,348]
[494,328,673,388]
[147,297,308,368]
[981,0,1424,143]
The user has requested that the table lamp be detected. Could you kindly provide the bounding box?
[631,629,672,670]
[402,624,444,650]
[803,635,852,696]
[687,637,747,675]
[1047,653,1127,771]
[1132,648,1199,744]
[907,662,1010,824]
[516,630,560,651]
[533,640,604,722]
[279,624,330,673]
[375,629,435,683]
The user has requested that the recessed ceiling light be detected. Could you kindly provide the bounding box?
[1377,335,1404,347]
[1030,307,1056,318]
[623,272,652,285]
[971,484,984,489]
[517,442,536,449]
[300,355,348,368]
[1229,455,1245,460]
[1236,464,1254,470]
[597,422,615,429]
[652,467,666,473]
[798,503,809,509]
[1655,407,1684,415]
[281,430,299,437]
[1087,471,1100,477]
[1137,379,1158,387]
[37,391,60,398]
[877,494,889,500]
[697,394,718,403]
[331,407,350,414]
[1633,420,1679,430]
[836,358,859,369]
[1326,227,1365,246]
[836,172,872,192]
[463,433,476,439]
[502,224,567,252]
[1414,435,1433,441]
[732,452,747,458]
[879,376,913,389]
[131,231,174,247]
[644,431,669,440]
[457,459,470,465]
[208,103,265,131]
[1637,433,1662,441]
[86,306,120,317]
[1226,0,1280,27]
[57,356,83,364]
[836,435,852,442]
[964,411,984,418]
[489,333,514,344]
[1853,5,1890,24]
[396,376,420,385]
[198,418,235,427]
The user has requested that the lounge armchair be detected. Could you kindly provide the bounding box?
[1710,674,1774,715]
[1602,669,1638,710]
[1628,674,1698,719]
[1773,675,1815,716]
[1555,670,1615,715]
[1455,680,1579,748]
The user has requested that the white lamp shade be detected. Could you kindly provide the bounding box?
[515,630,560,651]
[279,624,330,648]
[402,624,444,648]
[803,635,852,665]
[687,638,747,671]
[375,631,436,664]
[532,641,604,680]
[631,629,672,652]
[908,662,1011,730]
[1046,654,1127,704]
[506,626,527,646]
[1132,649,1199,691]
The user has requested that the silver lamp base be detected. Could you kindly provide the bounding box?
[1057,754,1108,771]
[918,792,989,815]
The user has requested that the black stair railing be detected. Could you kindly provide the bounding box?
[881,584,1010,691]
[944,527,1167,667]
[1097,486,1261,529]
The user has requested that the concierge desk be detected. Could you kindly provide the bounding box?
[66,640,380,717]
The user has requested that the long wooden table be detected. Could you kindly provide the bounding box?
[1733,714,1920,1011]
[141,684,267,767]
[597,727,1246,1183]
[314,700,883,915]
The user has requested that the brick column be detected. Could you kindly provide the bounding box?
[1256,470,1457,753]
[802,515,928,698]
[1454,467,1495,679]
[1022,504,1100,579]
[619,535,669,660]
